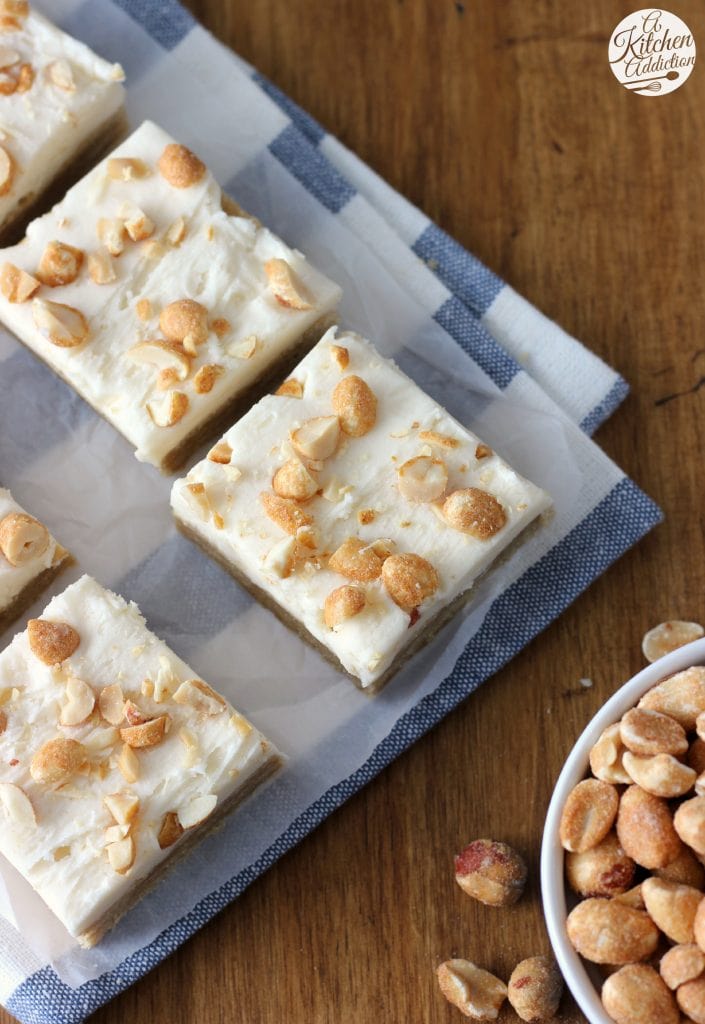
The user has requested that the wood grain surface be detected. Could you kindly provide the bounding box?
[4,1,705,1021]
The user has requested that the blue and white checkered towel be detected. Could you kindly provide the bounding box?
[0,2,661,1021]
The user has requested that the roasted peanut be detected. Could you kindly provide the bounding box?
[559,778,619,853]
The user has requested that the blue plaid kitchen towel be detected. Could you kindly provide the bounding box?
[0,1,661,1022]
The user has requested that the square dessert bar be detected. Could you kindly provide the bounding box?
[0,487,70,632]
[0,575,281,947]
[0,120,342,471]
[0,2,125,241]
[171,328,552,691]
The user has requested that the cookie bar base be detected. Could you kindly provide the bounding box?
[0,549,72,636]
[78,751,282,948]
[160,311,337,473]
[175,516,545,694]
[0,107,129,246]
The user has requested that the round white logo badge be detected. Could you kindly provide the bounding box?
[608,8,696,95]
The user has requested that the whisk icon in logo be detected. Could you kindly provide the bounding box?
[608,9,696,95]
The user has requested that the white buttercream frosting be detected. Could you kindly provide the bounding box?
[0,120,342,467]
[0,7,125,228]
[0,575,278,940]
[171,329,552,688]
[0,487,64,611]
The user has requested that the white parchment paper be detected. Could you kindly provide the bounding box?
[0,0,627,990]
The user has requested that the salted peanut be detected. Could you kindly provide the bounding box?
[28,618,80,665]
[614,884,646,909]
[323,585,366,629]
[30,738,85,785]
[172,679,226,716]
[117,743,139,784]
[263,257,312,310]
[104,791,139,826]
[124,208,155,242]
[559,778,619,853]
[418,429,461,449]
[621,707,689,757]
[0,511,49,566]
[329,537,383,583]
[46,58,75,92]
[332,375,377,437]
[443,488,507,539]
[87,248,116,285]
[193,363,224,394]
[590,722,632,783]
[0,144,11,196]
[382,553,439,611]
[678,976,705,1022]
[0,783,35,826]
[453,839,527,906]
[602,964,679,1024]
[128,339,191,381]
[227,334,258,359]
[690,740,705,775]
[639,667,705,730]
[166,216,187,247]
[106,157,149,181]
[263,535,297,578]
[123,700,145,726]
[276,377,304,398]
[147,390,189,427]
[104,823,129,845]
[97,217,126,257]
[660,944,705,989]
[436,960,507,1020]
[642,878,702,943]
[567,898,658,963]
[182,482,210,522]
[330,344,349,371]
[272,459,318,502]
[290,416,340,460]
[14,60,31,92]
[98,683,124,726]
[36,240,84,287]
[566,831,635,898]
[0,261,39,302]
[207,441,232,465]
[617,784,682,869]
[656,846,705,889]
[507,956,563,1023]
[178,793,217,830]
[159,298,209,349]
[60,676,95,726]
[158,811,183,850]
[695,897,705,952]
[261,492,313,535]
[107,835,135,875]
[397,455,448,503]
[643,621,704,663]
[675,798,705,857]
[158,142,206,188]
[32,297,89,348]
[623,751,696,798]
[120,715,169,749]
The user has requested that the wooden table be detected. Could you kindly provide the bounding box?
[4,1,705,1020]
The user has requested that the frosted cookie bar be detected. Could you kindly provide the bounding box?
[171,328,552,691]
[0,575,281,947]
[0,120,342,471]
[0,487,70,631]
[0,2,125,241]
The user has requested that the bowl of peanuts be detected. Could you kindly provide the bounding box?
[541,622,705,1024]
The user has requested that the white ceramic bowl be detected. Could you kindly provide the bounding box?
[541,637,705,1024]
